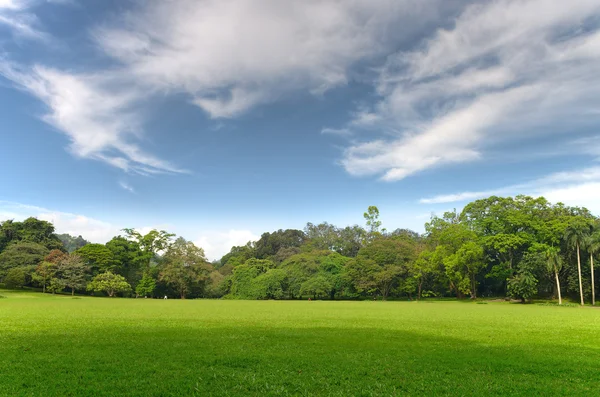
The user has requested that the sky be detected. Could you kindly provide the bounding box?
[1,0,600,259]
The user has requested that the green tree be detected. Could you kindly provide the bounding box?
[75,244,118,275]
[88,272,132,297]
[252,269,287,299]
[135,273,156,297]
[0,241,49,279]
[3,267,27,289]
[48,277,66,294]
[59,254,87,296]
[33,261,57,293]
[364,206,383,241]
[123,228,175,269]
[585,231,600,306]
[159,238,211,298]
[300,274,332,299]
[544,246,563,305]
[565,219,591,305]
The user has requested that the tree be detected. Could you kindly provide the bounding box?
[364,206,384,241]
[159,238,211,298]
[0,217,63,252]
[585,231,600,306]
[0,242,49,278]
[135,273,156,297]
[59,254,87,296]
[544,246,563,305]
[75,244,118,276]
[300,275,332,299]
[565,220,591,305]
[3,267,27,289]
[87,272,132,297]
[508,270,538,303]
[33,261,57,293]
[48,277,66,294]
[123,228,175,269]
[252,269,287,299]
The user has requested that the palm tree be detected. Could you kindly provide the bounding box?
[544,246,563,305]
[565,221,591,306]
[585,231,600,306]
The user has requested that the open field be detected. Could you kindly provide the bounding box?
[1,291,599,396]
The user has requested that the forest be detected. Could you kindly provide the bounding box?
[0,195,598,304]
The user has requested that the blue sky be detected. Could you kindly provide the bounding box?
[1,0,600,259]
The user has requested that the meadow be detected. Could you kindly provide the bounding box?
[0,291,599,396]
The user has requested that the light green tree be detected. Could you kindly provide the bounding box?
[135,273,156,298]
[88,272,132,297]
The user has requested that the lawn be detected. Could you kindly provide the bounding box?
[0,291,599,396]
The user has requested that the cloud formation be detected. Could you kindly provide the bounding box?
[195,229,259,261]
[420,166,600,214]
[93,0,442,118]
[0,64,184,175]
[339,0,600,181]
[0,201,121,243]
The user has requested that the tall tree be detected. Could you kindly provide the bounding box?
[123,229,175,269]
[159,238,211,298]
[585,231,600,306]
[565,220,591,305]
[544,246,563,305]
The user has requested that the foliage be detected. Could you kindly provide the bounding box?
[87,272,132,297]
[3,267,27,288]
[135,273,156,297]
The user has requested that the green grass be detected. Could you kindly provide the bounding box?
[1,290,599,396]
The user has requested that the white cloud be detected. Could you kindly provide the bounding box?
[321,128,351,136]
[420,166,600,214]
[0,0,51,39]
[0,63,185,175]
[194,229,259,261]
[338,0,600,181]
[0,201,120,243]
[118,181,135,193]
[93,0,444,118]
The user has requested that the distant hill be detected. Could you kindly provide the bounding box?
[56,234,90,253]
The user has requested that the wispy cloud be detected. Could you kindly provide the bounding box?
[93,0,445,118]
[0,0,51,40]
[118,181,135,193]
[420,166,600,214]
[0,63,186,175]
[338,0,600,181]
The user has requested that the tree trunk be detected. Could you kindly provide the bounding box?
[591,253,595,306]
[471,274,477,299]
[71,288,74,296]
[43,284,46,294]
[554,267,562,305]
[418,281,422,301]
[577,243,584,305]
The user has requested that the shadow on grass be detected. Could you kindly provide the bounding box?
[1,324,598,397]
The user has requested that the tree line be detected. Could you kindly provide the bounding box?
[0,195,598,304]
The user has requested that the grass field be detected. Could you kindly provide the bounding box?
[1,291,599,396]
